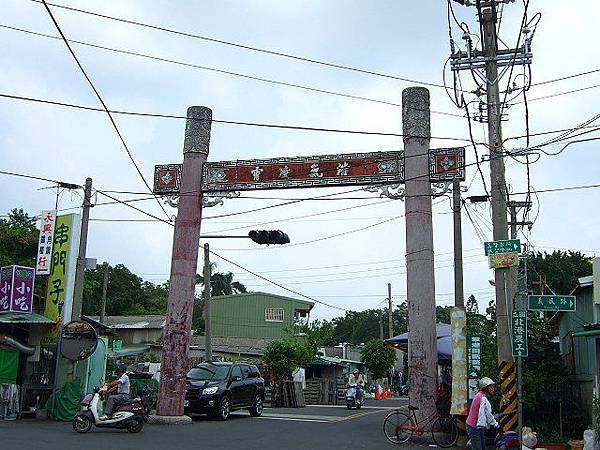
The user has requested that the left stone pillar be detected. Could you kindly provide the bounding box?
[156,106,212,418]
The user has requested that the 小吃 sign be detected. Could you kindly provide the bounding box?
[484,239,521,256]
[511,310,528,357]
[528,295,576,312]
[0,266,35,313]
[36,210,56,275]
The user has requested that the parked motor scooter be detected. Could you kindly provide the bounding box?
[73,386,145,433]
[345,384,364,409]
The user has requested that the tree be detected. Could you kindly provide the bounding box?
[466,294,479,314]
[263,339,308,380]
[82,263,169,316]
[360,339,396,380]
[0,208,38,267]
[195,262,247,297]
[528,250,592,295]
[436,305,453,324]
[330,306,408,344]
[287,320,333,362]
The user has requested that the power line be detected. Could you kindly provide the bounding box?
[38,0,171,221]
[0,23,463,117]
[29,0,460,92]
[0,92,473,142]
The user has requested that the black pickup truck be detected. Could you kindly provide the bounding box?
[184,362,265,420]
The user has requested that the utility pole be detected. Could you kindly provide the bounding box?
[453,178,464,308]
[71,177,92,320]
[481,5,513,366]
[100,263,109,324]
[203,243,212,362]
[379,313,384,340]
[388,283,393,338]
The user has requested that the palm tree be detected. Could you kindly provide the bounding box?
[195,262,247,296]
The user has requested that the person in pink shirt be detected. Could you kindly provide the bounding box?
[466,377,499,450]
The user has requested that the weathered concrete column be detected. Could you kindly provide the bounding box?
[156,106,212,417]
[403,87,438,418]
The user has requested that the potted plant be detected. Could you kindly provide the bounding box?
[537,432,569,450]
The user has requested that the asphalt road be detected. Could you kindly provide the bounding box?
[0,399,418,450]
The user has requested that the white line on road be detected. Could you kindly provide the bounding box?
[256,416,331,423]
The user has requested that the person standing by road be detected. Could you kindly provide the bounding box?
[466,377,499,450]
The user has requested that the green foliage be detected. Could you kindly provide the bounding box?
[287,320,333,361]
[82,263,169,316]
[528,250,592,295]
[330,304,408,344]
[360,339,396,380]
[592,397,600,441]
[145,352,160,363]
[436,305,453,324]
[0,208,38,267]
[196,262,247,297]
[265,321,332,379]
[263,339,307,379]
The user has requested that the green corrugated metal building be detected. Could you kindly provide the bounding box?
[210,292,314,339]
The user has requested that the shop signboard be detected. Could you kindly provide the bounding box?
[42,214,81,344]
[36,210,56,275]
[467,335,482,402]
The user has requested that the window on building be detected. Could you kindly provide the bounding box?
[265,308,285,322]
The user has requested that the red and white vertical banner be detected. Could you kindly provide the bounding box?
[36,210,56,275]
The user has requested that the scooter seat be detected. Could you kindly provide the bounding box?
[119,398,141,405]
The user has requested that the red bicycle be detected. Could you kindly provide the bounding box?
[382,404,459,447]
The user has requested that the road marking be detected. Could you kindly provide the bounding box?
[308,404,404,411]
[331,409,383,422]
[256,416,330,423]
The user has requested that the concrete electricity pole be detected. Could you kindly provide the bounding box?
[71,177,92,320]
[156,106,212,418]
[453,178,464,309]
[203,243,212,362]
[100,263,108,324]
[403,87,438,419]
[388,283,393,338]
[481,7,514,366]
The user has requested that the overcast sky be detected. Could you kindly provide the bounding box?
[1,0,598,321]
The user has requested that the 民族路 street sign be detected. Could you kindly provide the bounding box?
[528,295,576,312]
[511,310,528,357]
[484,239,521,256]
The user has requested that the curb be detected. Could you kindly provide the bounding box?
[147,414,193,425]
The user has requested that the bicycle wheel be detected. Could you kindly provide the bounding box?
[431,416,459,448]
[383,411,414,445]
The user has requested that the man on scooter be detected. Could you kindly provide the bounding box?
[102,364,130,419]
[348,369,365,403]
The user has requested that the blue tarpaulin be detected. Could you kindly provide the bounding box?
[385,324,452,361]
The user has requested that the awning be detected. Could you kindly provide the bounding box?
[108,345,150,358]
[385,323,452,361]
[572,329,600,338]
[0,311,54,324]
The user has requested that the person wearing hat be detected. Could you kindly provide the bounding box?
[348,369,365,402]
[102,363,130,419]
[466,377,499,450]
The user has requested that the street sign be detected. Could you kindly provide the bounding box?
[489,252,520,269]
[484,239,521,256]
[528,295,576,312]
[511,310,528,357]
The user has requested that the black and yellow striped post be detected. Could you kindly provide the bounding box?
[498,360,518,431]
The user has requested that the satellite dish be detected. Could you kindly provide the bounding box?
[60,320,98,361]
